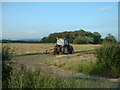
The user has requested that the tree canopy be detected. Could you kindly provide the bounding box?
[40,29,102,44]
[103,34,117,43]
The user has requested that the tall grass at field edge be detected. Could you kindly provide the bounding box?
[7,65,112,88]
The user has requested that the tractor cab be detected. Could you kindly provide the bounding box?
[56,38,69,46]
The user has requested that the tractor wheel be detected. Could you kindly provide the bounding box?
[63,46,69,54]
[69,46,74,54]
[61,47,64,54]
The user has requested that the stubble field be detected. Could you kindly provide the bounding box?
[8,43,101,55]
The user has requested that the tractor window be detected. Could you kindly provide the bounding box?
[57,40,64,43]
[57,39,64,45]
[64,39,69,45]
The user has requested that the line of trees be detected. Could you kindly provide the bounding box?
[40,29,117,44]
[2,29,117,44]
[1,40,41,43]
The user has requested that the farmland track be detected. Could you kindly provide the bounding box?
[12,54,120,85]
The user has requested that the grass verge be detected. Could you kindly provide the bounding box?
[6,65,113,88]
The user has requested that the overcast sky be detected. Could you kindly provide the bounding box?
[2,2,118,40]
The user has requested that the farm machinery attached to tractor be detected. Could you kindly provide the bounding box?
[53,38,74,54]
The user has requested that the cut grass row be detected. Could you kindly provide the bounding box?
[14,52,43,57]
[75,49,95,53]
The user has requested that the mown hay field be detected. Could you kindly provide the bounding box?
[8,43,101,55]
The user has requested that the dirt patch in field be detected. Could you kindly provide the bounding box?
[12,54,84,77]
[12,54,49,69]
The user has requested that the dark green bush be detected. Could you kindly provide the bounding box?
[2,44,15,61]
[2,44,15,88]
[95,42,120,77]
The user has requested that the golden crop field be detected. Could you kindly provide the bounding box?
[8,43,101,55]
